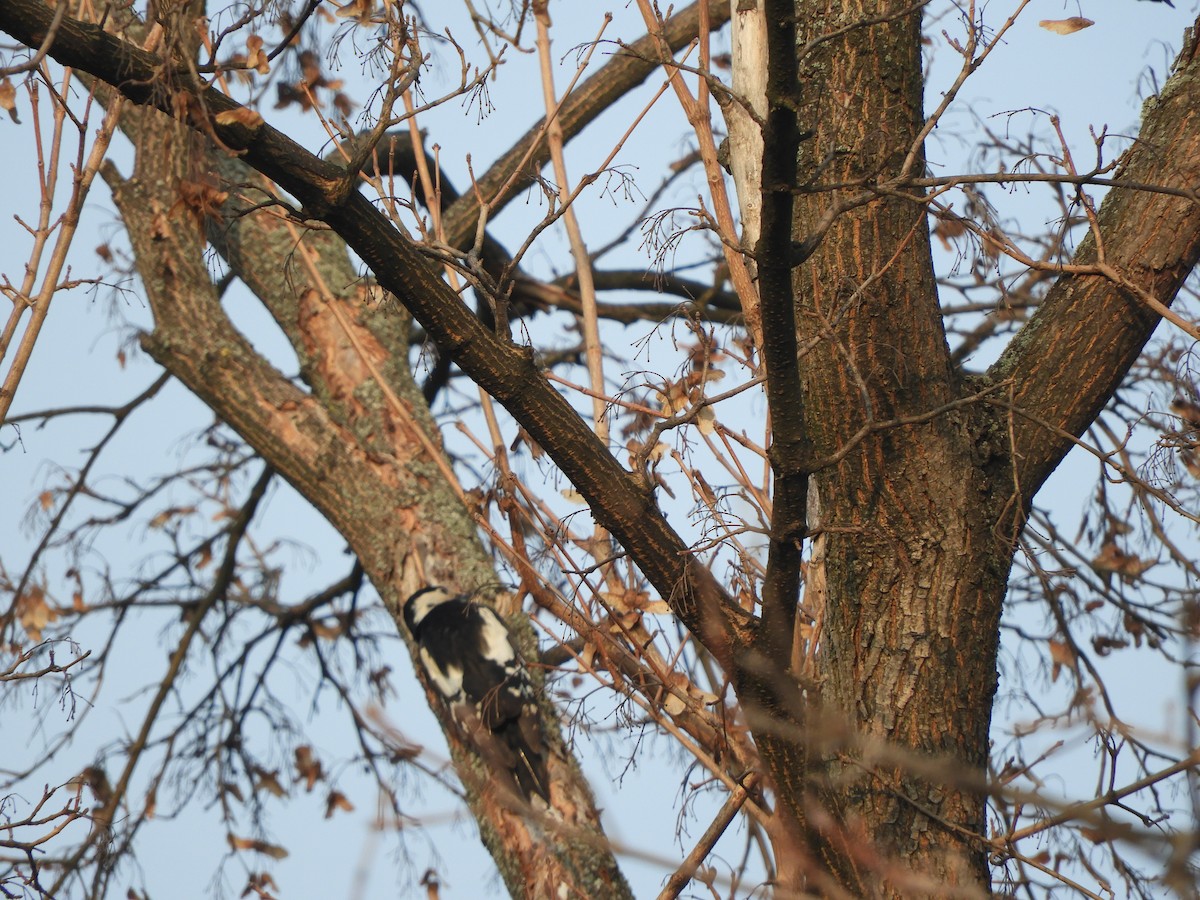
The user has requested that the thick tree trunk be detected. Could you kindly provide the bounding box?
[757,3,1011,893]
[100,97,632,900]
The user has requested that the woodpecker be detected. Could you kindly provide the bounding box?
[403,586,551,805]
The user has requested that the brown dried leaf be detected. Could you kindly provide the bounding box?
[17,585,56,642]
[663,691,687,716]
[1172,397,1200,430]
[1038,17,1094,35]
[1123,611,1146,646]
[293,745,324,792]
[275,83,313,112]
[244,35,270,75]
[332,92,356,119]
[1048,639,1074,682]
[324,790,354,818]
[298,50,323,87]
[149,506,196,529]
[335,0,377,23]
[309,618,344,640]
[253,767,287,798]
[228,834,289,860]
[177,179,230,225]
[0,77,18,123]
[1091,635,1128,656]
[240,871,279,899]
[932,215,968,250]
[1091,542,1155,581]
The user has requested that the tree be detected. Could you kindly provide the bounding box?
[1,1,1198,897]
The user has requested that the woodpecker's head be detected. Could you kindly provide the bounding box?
[403,585,454,635]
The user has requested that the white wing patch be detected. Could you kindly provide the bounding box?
[419,646,463,701]
[476,607,517,666]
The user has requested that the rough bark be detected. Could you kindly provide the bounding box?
[749,3,1200,895]
[759,4,1003,892]
[103,95,632,900]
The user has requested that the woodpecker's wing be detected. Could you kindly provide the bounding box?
[412,599,531,729]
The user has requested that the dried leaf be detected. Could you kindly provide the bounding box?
[298,50,323,87]
[324,790,354,818]
[194,544,213,569]
[1038,17,1094,35]
[1172,397,1200,430]
[1091,635,1128,656]
[176,180,229,224]
[309,618,344,640]
[244,35,270,75]
[1048,639,1074,682]
[149,506,195,529]
[332,91,356,119]
[932,215,968,250]
[253,767,287,798]
[293,745,324,791]
[600,589,649,612]
[228,834,289,860]
[17,585,57,642]
[1123,611,1146,646]
[0,77,18,123]
[335,0,378,23]
[241,871,279,899]
[1091,542,1155,581]
[275,82,313,112]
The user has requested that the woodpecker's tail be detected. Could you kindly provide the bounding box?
[505,712,551,804]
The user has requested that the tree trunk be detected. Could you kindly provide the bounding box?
[757,3,1010,892]
[101,96,632,900]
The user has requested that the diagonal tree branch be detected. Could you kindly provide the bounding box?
[988,20,1200,504]
[439,0,730,249]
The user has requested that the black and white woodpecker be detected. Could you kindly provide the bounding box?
[402,586,551,805]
